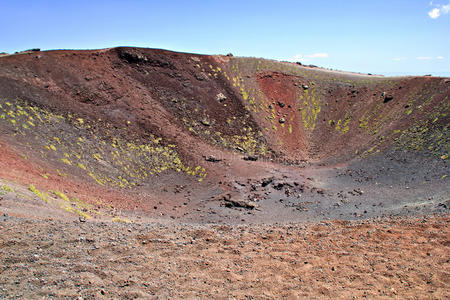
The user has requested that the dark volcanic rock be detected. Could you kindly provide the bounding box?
[205,155,222,162]
[243,155,258,161]
[383,94,394,103]
[220,193,257,210]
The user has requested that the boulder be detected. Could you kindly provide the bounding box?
[220,193,258,210]
[261,177,274,187]
[243,155,258,161]
[119,50,148,63]
[383,94,394,103]
[216,93,227,102]
[194,73,208,81]
[201,119,211,126]
[205,155,222,162]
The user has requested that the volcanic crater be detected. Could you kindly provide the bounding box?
[0,47,447,223]
[0,47,449,298]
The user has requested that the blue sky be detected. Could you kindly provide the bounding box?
[0,0,449,76]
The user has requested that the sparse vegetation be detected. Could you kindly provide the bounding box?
[29,184,50,203]
[0,99,208,188]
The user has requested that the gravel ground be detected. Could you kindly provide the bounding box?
[1,214,448,299]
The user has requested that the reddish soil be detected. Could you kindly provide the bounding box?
[0,215,448,298]
[0,47,448,298]
[257,72,309,159]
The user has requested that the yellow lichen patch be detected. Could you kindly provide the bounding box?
[92,153,103,161]
[299,85,321,131]
[53,190,70,202]
[29,184,50,203]
[0,99,208,188]
[395,108,449,158]
[2,185,14,193]
[63,206,91,219]
[61,158,72,165]
[334,113,351,134]
[56,169,67,177]
[112,217,131,223]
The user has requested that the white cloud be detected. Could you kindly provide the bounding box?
[428,3,450,19]
[429,8,441,18]
[444,4,450,13]
[292,52,329,62]
[392,57,407,61]
[437,56,445,59]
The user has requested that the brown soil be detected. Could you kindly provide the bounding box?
[0,215,448,299]
[0,47,448,298]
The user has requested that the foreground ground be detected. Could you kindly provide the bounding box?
[1,214,448,299]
